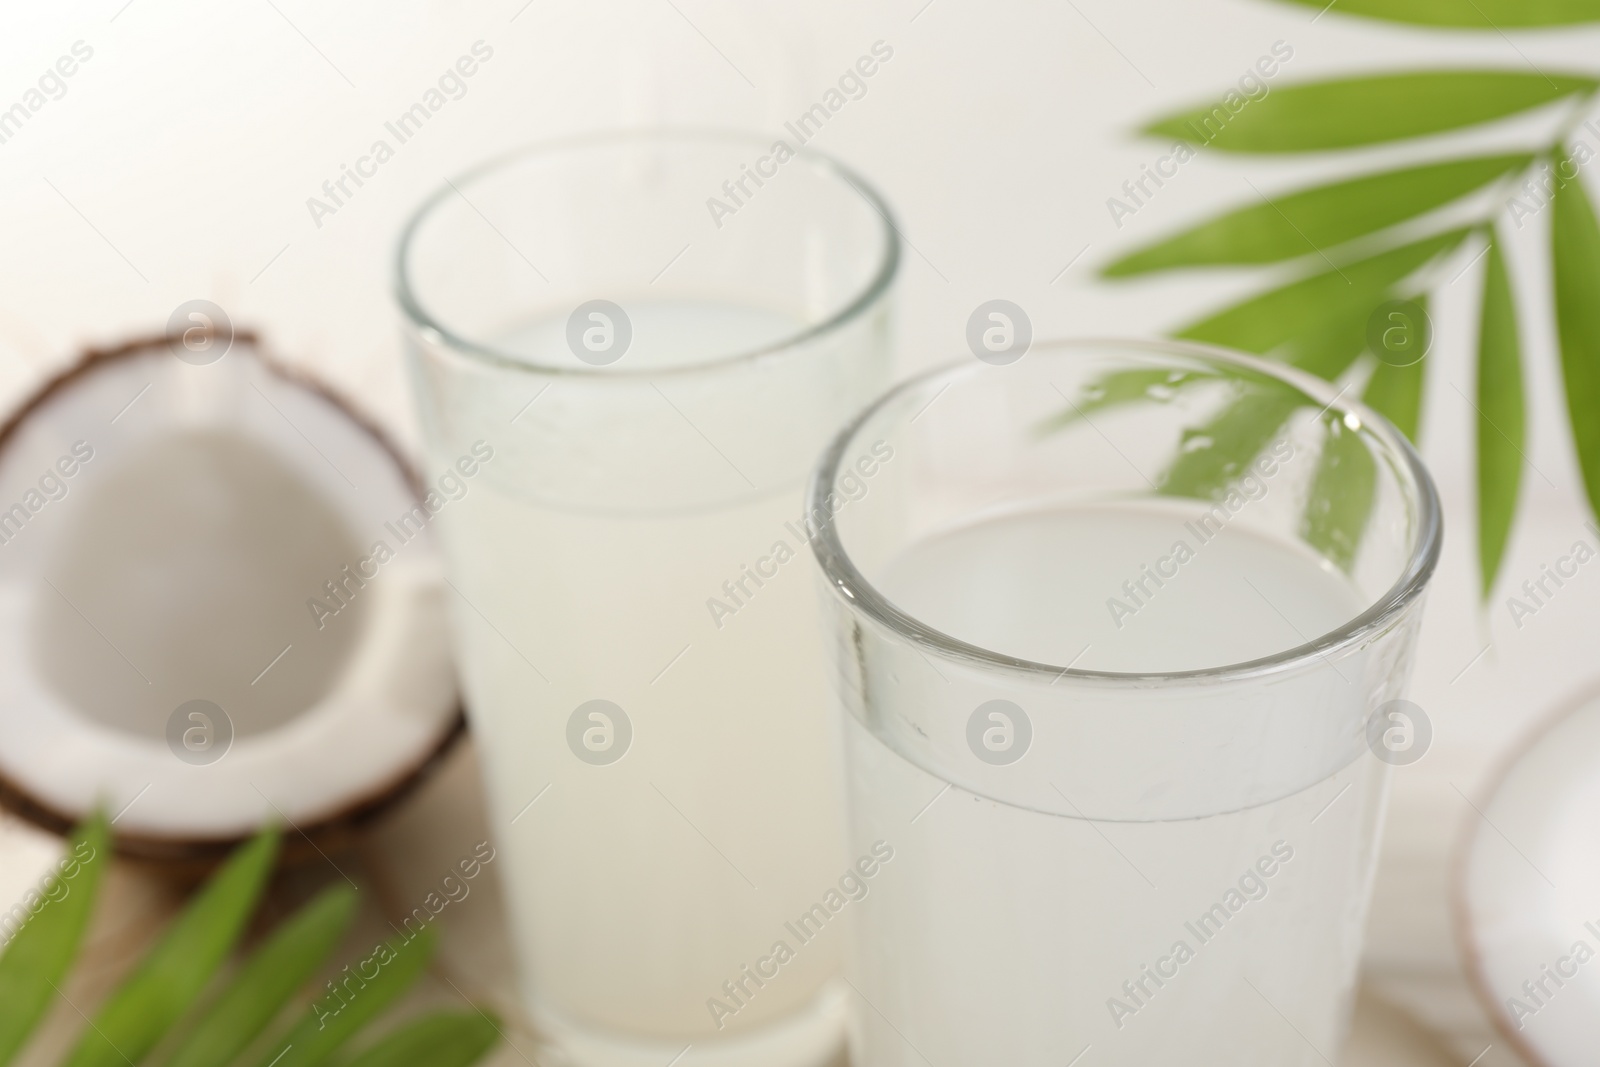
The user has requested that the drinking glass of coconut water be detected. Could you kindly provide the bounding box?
[808,339,1439,1066]
[396,131,897,1067]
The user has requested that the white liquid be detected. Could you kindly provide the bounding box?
[433,301,862,1064]
[842,502,1386,1065]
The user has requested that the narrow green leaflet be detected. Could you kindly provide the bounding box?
[1270,0,1600,27]
[1145,72,1594,153]
[1552,167,1600,525]
[0,812,109,1067]
[165,885,359,1067]
[256,925,438,1067]
[340,1012,500,1067]
[1176,228,1469,354]
[1285,309,1369,379]
[1104,155,1529,275]
[1157,386,1303,500]
[1302,416,1378,572]
[1476,231,1525,597]
[1363,358,1426,442]
[1362,291,1430,444]
[61,828,281,1067]
[1155,296,1375,502]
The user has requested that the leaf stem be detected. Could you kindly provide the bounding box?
[1487,85,1600,227]
[1552,85,1600,150]
[1420,86,1600,293]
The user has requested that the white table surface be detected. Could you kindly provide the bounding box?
[0,737,1505,1066]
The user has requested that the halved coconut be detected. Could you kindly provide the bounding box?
[1455,680,1600,1067]
[0,333,462,863]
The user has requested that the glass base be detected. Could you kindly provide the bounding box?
[528,983,847,1067]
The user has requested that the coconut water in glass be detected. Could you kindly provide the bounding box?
[397,133,897,1067]
[808,340,1440,1066]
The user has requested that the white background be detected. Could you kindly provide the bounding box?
[4,2,1600,1062]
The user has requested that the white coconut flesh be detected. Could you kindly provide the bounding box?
[0,339,459,848]
[1456,685,1600,1066]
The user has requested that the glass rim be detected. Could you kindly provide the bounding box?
[807,337,1444,686]
[392,128,901,380]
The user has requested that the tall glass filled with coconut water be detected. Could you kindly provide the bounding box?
[396,133,896,1067]
[808,340,1440,1066]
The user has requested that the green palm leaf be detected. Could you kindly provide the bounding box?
[164,885,359,1067]
[340,1013,500,1067]
[1104,155,1528,275]
[0,812,109,1067]
[1155,284,1380,501]
[1269,0,1600,27]
[1293,306,1391,568]
[61,828,280,1067]
[1154,300,1375,504]
[1476,230,1525,596]
[1362,287,1430,444]
[1302,413,1378,572]
[1362,355,1426,442]
[1552,165,1600,523]
[1113,16,1599,585]
[1146,71,1594,153]
[1157,385,1303,500]
[1176,228,1469,354]
[1285,309,1371,379]
[1040,306,1372,501]
[256,925,438,1067]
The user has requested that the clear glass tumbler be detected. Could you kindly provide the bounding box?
[395,132,897,1066]
[808,339,1440,1066]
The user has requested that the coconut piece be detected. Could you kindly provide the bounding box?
[1455,681,1600,1067]
[0,333,463,863]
